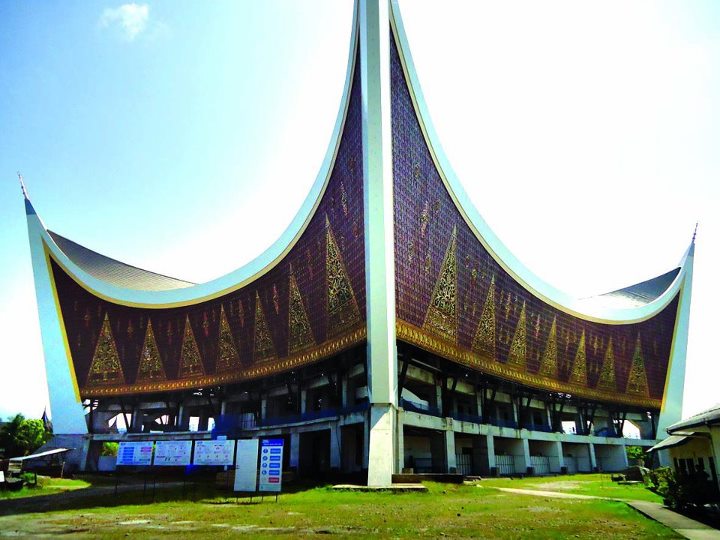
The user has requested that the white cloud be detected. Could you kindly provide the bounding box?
[99,3,149,41]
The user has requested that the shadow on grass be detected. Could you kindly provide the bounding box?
[0,473,335,518]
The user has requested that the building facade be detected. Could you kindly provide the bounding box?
[26,0,693,486]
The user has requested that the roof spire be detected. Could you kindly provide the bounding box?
[18,171,29,199]
[692,222,698,243]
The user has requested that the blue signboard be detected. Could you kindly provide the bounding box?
[258,439,284,492]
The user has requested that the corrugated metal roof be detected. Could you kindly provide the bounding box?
[48,231,195,291]
[648,435,691,452]
[667,403,720,433]
[577,268,680,310]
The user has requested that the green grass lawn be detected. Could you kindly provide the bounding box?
[480,473,663,503]
[0,476,91,500]
[0,480,677,538]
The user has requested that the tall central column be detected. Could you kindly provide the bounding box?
[360,0,398,487]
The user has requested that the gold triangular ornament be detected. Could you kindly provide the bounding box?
[254,291,276,362]
[472,275,496,359]
[326,216,361,338]
[87,313,125,386]
[569,331,587,386]
[137,320,166,382]
[539,317,557,378]
[179,315,205,378]
[596,337,616,392]
[423,226,458,343]
[506,301,526,370]
[626,334,649,397]
[288,270,315,355]
[216,305,241,373]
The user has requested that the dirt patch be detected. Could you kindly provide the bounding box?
[533,481,583,491]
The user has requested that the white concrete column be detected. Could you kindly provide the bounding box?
[361,0,398,488]
[290,431,300,470]
[435,384,443,414]
[363,414,370,470]
[486,434,496,472]
[475,390,483,419]
[553,441,565,472]
[300,390,308,414]
[520,438,532,473]
[220,400,227,416]
[330,424,341,470]
[396,409,405,472]
[445,428,457,472]
[261,398,267,421]
[589,443,597,470]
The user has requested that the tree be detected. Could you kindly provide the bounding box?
[0,414,52,458]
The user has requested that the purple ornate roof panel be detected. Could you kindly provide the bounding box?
[51,51,366,398]
[390,30,678,409]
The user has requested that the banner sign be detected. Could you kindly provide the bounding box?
[193,439,235,466]
[154,440,192,466]
[234,439,259,492]
[116,441,153,466]
[258,439,284,492]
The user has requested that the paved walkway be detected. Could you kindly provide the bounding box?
[492,487,720,540]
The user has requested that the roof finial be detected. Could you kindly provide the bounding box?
[692,222,698,243]
[17,171,29,199]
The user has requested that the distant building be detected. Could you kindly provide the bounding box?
[25,0,693,485]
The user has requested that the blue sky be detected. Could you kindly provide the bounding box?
[1,0,719,422]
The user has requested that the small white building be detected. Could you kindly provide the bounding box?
[652,404,720,490]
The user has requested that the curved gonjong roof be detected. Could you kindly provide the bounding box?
[30,0,691,319]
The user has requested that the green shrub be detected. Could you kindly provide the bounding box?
[100,442,119,457]
[647,467,719,511]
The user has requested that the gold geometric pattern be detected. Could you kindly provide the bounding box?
[288,269,315,355]
[626,333,649,397]
[423,226,457,343]
[326,216,361,339]
[253,291,276,362]
[472,275,495,359]
[596,337,616,392]
[179,316,205,378]
[136,320,165,382]
[539,316,557,378]
[216,305,241,373]
[87,313,125,386]
[569,330,587,386]
[506,300,526,370]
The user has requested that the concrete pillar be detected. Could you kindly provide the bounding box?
[396,410,405,472]
[512,400,519,426]
[341,375,349,409]
[363,413,370,470]
[177,404,189,431]
[589,443,597,470]
[300,390,307,414]
[330,424,341,470]
[475,390,483,419]
[435,384,443,414]
[553,441,565,472]
[289,431,300,470]
[520,438,532,473]
[486,434,496,472]
[131,408,144,432]
[220,400,227,416]
[445,428,457,473]
[261,398,267,421]
[368,405,395,485]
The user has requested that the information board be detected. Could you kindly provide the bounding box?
[154,440,192,466]
[193,439,235,466]
[258,439,284,492]
[116,441,153,466]
[234,439,259,492]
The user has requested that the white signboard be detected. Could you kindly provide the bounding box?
[234,439,259,492]
[154,440,192,466]
[258,439,284,492]
[116,441,153,466]
[0,471,5,483]
[193,439,235,466]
